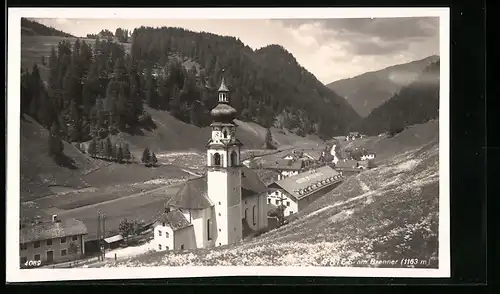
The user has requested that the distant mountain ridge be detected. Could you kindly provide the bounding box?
[21,18,76,38]
[360,59,440,135]
[327,55,439,117]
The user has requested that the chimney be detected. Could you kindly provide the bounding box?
[52,214,58,223]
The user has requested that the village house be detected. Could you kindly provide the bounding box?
[345,132,361,141]
[19,215,87,267]
[334,159,363,176]
[267,165,343,217]
[151,76,269,252]
[260,159,305,180]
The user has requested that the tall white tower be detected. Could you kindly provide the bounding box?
[207,73,243,247]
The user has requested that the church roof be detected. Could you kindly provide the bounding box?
[168,166,268,209]
[241,166,269,197]
[167,177,213,210]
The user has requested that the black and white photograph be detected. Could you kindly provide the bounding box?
[6,7,450,282]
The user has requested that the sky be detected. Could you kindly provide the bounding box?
[33,17,440,84]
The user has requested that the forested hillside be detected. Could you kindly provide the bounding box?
[131,27,361,138]
[21,18,75,37]
[360,60,440,136]
[20,25,361,157]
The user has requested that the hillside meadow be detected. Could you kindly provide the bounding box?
[103,121,440,268]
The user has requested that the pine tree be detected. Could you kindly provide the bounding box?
[88,140,97,157]
[112,144,118,161]
[116,144,124,163]
[123,143,132,163]
[151,152,158,167]
[264,128,275,149]
[105,137,113,159]
[141,148,151,166]
[99,140,106,158]
[48,121,64,157]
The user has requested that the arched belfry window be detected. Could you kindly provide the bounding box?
[219,92,227,102]
[230,151,238,166]
[223,130,228,138]
[213,153,221,166]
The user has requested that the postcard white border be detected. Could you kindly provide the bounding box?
[6,7,450,282]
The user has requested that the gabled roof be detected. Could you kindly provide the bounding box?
[260,159,304,171]
[335,160,359,169]
[20,218,87,244]
[254,168,279,186]
[270,165,342,201]
[155,209,192,231]
[167,177,213,210]
[304,150,323,161]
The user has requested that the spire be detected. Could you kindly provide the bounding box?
[218,69,229,93]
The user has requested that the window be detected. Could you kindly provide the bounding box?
[162,222,165,226]
[268,198,271,204]
[218,213,221,216]
[20,243,27,251]
[158,230,162,236]
[223,130,228,138]
[72,236,78,241]
[213,153,221,166]
[61,249,67,256]
[180,244,184,250]
[46,239,52,246]
[20,256,27,265]
[287,201,290,207]
[275,199,279,205]
[34,241,40,248]
[207,219,212,241]
[60,237,66,244]
[166,246,169,250]
[252,205,256,226]
[230,151,238,166]
[158,244,162,250]
[290,211,294,215]
[165,232,169,238]
[34,254,40,261]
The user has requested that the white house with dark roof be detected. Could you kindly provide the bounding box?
[267,165,344,217]
[19,215,87,267]
[152,75,268,251]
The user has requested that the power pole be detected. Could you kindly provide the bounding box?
[102,213,106,260]
[96,210,101,261]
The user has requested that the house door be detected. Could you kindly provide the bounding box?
[47,251,54,262]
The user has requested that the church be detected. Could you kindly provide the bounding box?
[152,75,269,252]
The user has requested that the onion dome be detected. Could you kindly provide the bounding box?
[210,103,237,122]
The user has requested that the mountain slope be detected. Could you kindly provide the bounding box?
[104,120,439,267]
[21,18,75,37]
[360,60,440,136]
[327,55,439,117]
[20,115,100,202]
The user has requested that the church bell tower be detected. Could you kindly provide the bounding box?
[206,71,243,247]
